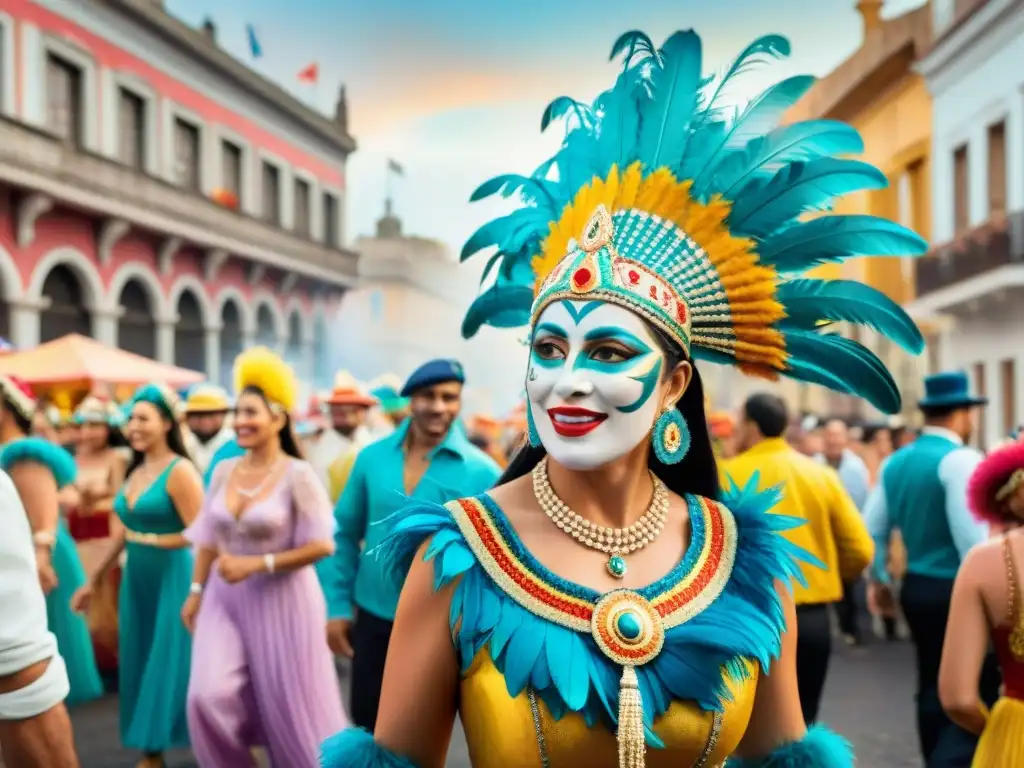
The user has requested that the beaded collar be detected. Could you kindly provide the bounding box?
[448,494,737,634]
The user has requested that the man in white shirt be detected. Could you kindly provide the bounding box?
[0,469,78,767]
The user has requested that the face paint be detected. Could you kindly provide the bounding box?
[526,299,665,470]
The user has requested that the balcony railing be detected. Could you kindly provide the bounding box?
[915,209,1024,297]
[0,115,358,286]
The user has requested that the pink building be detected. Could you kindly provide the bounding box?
[0,0,357,386]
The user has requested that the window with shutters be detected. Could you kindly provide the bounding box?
[221,139,242,197]
[173,117,201,191]
[953,145,969,235]
[261,161,281,225]
[46,53,83,147]
[988,121,1006,219]
[118,87,146,169]
[294,178,311,237]
[323,192,338,247]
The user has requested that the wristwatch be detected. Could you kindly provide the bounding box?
[32,530,57,551]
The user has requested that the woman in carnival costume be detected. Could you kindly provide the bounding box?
[67,395,130,678]
[184,347,346,767]
[73,384,202,768]
[0,375,104,707]
[322,27,928,768]
[940,438,1024,766]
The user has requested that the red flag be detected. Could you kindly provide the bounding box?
[297,62,319,84]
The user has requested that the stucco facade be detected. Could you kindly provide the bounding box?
[0,0,356,388]
[909,0,1024,446]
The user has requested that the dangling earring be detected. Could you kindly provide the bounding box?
[527,405,542,448]
[652,407,690,465]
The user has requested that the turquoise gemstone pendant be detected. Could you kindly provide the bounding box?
[607,554,627,579]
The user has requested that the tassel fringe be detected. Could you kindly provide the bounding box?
[617,665,646,768]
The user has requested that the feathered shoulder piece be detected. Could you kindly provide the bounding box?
[968,440,1024,525]
[460,30,928,413]
[372,475,822,740]
[0,436,77,489]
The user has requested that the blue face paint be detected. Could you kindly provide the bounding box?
[560,300,603,325]
[573,326,655,375]
[530,322,569,370]
[620,358,663,414]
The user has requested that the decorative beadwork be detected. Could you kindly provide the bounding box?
[592,591,665,666]
[533,458,669,579]
[652,408,691,466]
[445,494,738,633]
[692,711,724,768]
[527,689,551,768]
[581,204,614,253]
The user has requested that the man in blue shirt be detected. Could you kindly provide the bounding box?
[864,371,998,768]
[320,358,501,731]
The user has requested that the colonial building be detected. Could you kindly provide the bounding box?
[335,203,527,416]
[763,0,935,420]
[0,0,358,388]
[908,0,1024,447]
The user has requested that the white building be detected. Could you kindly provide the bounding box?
[335,204,528,416]
[909,0,1024,447]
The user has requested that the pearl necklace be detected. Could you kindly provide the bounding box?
[532,458,669,579]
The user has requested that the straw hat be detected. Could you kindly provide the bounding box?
[184,384,232,414]
[325,371,377,408]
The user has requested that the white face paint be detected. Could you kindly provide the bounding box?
[526,300,666,471]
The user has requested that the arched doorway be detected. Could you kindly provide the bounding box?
[313,314,328,388]
[117,279,156,358]
[219,300,243,386]
[285,311,303,377]
[40,265,92,342]
[174,290,206,373]
[255,304,277,348]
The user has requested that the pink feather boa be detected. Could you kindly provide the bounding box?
[968,440,1024,525]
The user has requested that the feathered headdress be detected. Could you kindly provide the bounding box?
[460,30,928,413]
[0,375,37,422]
[130,383,180,421]
[72,395,121,426]
[968,440,1024,525]
[234,347,298,413]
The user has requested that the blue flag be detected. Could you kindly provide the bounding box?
[246,24,262,59]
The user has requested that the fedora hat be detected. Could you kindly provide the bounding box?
[325,372,377,408]
[919,371,988,410]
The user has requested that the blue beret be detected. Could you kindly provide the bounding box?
[401,359,465,397]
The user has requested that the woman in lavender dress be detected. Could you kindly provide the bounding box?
[182,347,347,767]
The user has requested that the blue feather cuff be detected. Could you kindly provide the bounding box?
[725,725,853,768]
[320,728,418,768]
[0,436,78,488]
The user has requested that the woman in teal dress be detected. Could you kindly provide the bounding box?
[0,374,103,707]
[73,384,204,768]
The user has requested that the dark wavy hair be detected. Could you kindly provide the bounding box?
[239,386,304,460]
[126,401,194,477]
[498,328,720,501]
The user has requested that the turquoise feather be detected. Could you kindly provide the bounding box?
[609,30,659,69]
[778,279,925,353]
[637,30,703,169]
[727,157,888,237]
[320,728,416,768]
[784,331,901,413]
[758,214,928,273]
[369,476,823,748]
[0,437,78,489]
[541,96,594,132]
[702,120,864,199]
[725,723,853,768]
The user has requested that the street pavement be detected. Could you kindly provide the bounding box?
[69,637,921,767]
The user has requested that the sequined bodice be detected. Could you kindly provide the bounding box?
[459,653,756,768]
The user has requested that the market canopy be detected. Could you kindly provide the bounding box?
[0,334,205,390]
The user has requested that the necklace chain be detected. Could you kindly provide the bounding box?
[234,455,285,499]
[532,458,668,577]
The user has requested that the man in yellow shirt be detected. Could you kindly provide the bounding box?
[721,392,874,724]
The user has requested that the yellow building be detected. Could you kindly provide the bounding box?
[782,0,934,419]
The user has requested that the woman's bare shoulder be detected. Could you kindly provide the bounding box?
[483,473,534,522]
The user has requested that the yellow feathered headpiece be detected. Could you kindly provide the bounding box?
[234,347,298,413]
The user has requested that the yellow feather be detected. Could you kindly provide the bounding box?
[233,347,298,413]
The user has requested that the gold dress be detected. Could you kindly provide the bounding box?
[363,478,814,767]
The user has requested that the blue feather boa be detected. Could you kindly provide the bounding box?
[725,724,853,767]
[321,728,417,768]
[0,436,78,488]
[370,473,823,749]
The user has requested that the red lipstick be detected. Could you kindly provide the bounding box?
[547,406,608,438]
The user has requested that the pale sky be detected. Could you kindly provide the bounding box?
[168,0,926,257]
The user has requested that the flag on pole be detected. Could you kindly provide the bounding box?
[297,63,319,84]
[246,24,262,59]
[387,159,404,176]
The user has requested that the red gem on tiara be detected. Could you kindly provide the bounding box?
[677,303,688,323]
[649,285,658,300]
[572,268,592,287]
[627,270,640,285]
